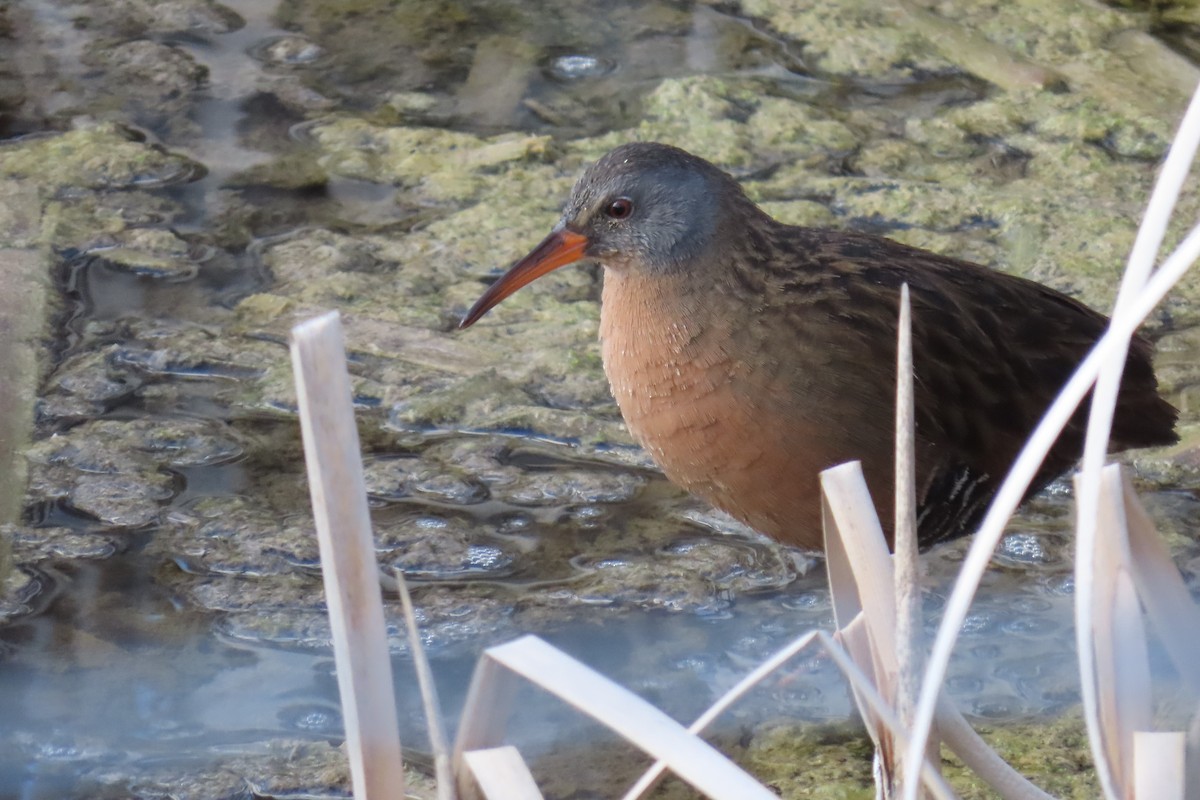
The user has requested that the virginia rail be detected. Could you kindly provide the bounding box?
[459,142,1178,550]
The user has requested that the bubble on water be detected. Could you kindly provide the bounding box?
[545,54,616,81]
[466,544,509,571]
[997,532,1048,563]
[959,611,997,636]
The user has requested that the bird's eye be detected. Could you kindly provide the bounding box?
[605,197,634,220]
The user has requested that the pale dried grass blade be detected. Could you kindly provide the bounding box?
[1120,472,1200,693]
[626,614,962,800]
[623,617,1036,800]
[932,698,1053,800]
[903,74,1200,800]
[623,621,956,800]
[1089,466,1153,793]
[823,619,958,800]
[461,746,543,800]
[1134,731,1186,800]
[455,650,521,773]
[822,461,911,797]
[1088,472,1124,786]
[821,462,899,663]
[822,463,900,794]
[291,312,405,800]
[1112,571,1153,783]
[838,612,886,747]
[619,630,822,800]
[902,216,1200,800]
[1072,82,1200,800]
[465,635,776,799]
[394,570,455,800]
[845,619,1051,800]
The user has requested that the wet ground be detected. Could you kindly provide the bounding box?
[2,0,1200,797]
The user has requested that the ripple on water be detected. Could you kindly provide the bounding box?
[970,694,1025,720]
[947,675,984,695]
[374,511,516,580]
[493,467,646,506]
[1041,573,1076,596]
[364,455,491,506]
[1000,615,1061,637]
[778,590,828,611]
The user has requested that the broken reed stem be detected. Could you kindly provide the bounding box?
[461,746,543,800]
[290,311,405,800]
[820,625,957,800]
[395,569,456,800]
[1120,472,1200,694]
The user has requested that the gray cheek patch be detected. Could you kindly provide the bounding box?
[637,170,718,271]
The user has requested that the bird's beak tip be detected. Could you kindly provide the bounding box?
[457,230,589,332]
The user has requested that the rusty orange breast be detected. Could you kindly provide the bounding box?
[598,270,830,549]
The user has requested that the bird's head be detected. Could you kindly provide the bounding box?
[459,142,749,328]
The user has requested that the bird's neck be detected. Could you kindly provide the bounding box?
[598,267,739,445]
[598,270,717,374]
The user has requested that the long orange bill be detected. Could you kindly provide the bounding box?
[459,229,589,329]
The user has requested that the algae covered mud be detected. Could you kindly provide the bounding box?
[2,0,1200,796]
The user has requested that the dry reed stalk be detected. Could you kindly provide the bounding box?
[1072,83,1200,800]
[1075,464,1195,799]
[617,621,958,800]
[1119,473,1200,693]
[395,569,455,800]
[461,747,543,800]
[1134,732,1186,800]
[454,635,776,800]
[901,77,1200,800]
[1089,466,1152,793]
[822,462,903,795]
[893,285,927,795]
[619,629,824,800]
[291,312,405,800]
[824,462,1051,800]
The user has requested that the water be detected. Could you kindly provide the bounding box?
[3,0,1199,797]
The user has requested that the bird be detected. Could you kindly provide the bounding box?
[458,142,1178,551]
